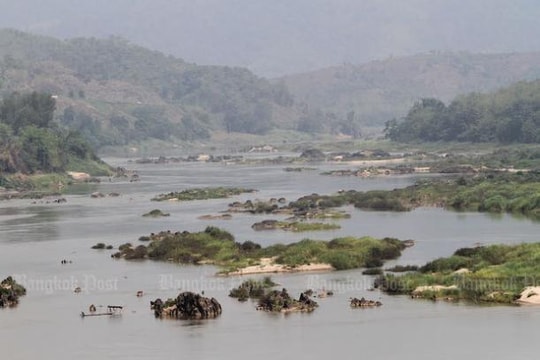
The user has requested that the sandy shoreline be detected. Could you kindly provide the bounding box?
[226,257,334,276]
[515,286,540,305]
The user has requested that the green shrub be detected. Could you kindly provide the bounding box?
[420,256,472,273]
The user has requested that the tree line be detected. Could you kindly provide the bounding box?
[0,91,99,174]
[385,80,540,143]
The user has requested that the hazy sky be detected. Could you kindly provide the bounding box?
[1,0,540,77]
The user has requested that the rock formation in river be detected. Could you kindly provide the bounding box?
[349,297,382,308]
[151,291,222,319]
[0,276,27,308]
[257,288,318,313]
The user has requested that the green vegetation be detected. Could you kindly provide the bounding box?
[251,220,340,232]
[229,277,278,301]
[403,172,540,219]
[151,187,256,202]
[0,91,108,175]
[386,80,540,143]
[264,237,408,270]
[0,91,111,194]
[385,265,419,273]
[112,226,410,272]
[283,172,540,220]
[379,243,540,304]
[142,209,170,217]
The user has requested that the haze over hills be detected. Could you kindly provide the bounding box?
[281,51,540,125]
[0,29,298,148]
[3,28,540,147]
[1,0,540,77]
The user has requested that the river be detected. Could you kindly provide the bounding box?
[1,158,539,359]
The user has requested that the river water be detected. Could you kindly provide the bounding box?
[1,158,539,360]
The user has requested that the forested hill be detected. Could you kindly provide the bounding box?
[4,29,540,147]
[384,80,540,143]
[0,91,109,176]
[0,29,297,148]
[282,52,540,127]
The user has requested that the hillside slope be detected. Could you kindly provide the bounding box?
[282,52,540,126]
[0,29,298,149]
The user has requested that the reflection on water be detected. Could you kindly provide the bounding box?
[0,159,539,359]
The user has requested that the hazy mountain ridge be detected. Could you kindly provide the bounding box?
[3,29,540,146]
[282,52,540,125]
[2,0,540,77]
[0,29,298,147]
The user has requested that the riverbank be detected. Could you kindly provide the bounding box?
[112,227,411,274]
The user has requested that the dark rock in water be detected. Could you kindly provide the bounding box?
[251,219,279,231]
[257,288,318,313]
[0,276,26,308]
[150,298,164,317]
[299,148,325,161]
[349,297,382,308]
[151,292,222,319]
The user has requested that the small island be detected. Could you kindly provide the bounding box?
[223,171,540,220]
[151,187,256,202]
[111,226,412,275]
[142,209,170,217]
[251,219,340,232]
[378,242,540,305]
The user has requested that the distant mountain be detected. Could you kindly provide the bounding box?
[4,29,540,146]
[0,29,298,148]
[1,0,540,77]
[281,52,540,126]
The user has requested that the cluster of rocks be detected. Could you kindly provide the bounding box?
[151,291,222,320]
[0,276,26,308]
[31,197,67,204]
[256,288,318,313]
[325,167,416,177]
[90,192,120,198]
[228,198,288,215]
[227,197,349,220]
[350,297,382,308]
[298,149,392,162]
[133,154,243,164]
[303,289,334,298]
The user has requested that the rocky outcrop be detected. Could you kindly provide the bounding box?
[299,148,326,161]
[142,209,170,217]
[0,276,26,308]
[257,288,318,313]
[350,297,382,308]
[151,292,222,319]
[251,219,279,230]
